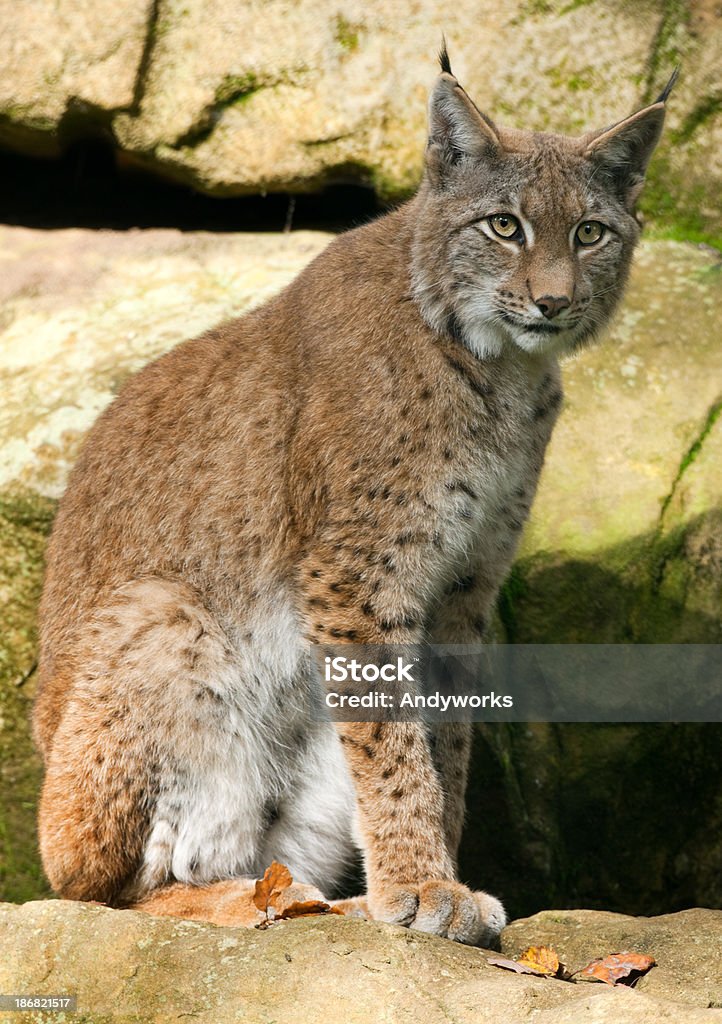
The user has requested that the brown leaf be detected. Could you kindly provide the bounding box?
[252,861,293,914]
[579,951,656,987]
[278,899,338,920]
[517,946,560,977]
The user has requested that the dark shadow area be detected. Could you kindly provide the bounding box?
[0,141,386,233]
[461,538,722,920]
[462,721,722,922]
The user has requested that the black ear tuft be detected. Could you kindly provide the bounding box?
[439,38,452,76]
[655,66,680,105]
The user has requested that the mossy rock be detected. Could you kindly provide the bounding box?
[0,491,55,904]
[462,720,722,921]
[0,2,721,244]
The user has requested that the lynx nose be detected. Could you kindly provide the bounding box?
[535,295,571,320]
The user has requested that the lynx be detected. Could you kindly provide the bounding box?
[33,51,673,944]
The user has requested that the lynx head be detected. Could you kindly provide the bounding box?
[411,48,676,359]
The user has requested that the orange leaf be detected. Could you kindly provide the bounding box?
[252,861,293,914]
[580,951,656,987]
[487,956,540,976]
[517,946,560,977]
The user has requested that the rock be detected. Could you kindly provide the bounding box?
[0,226,329,497]
[502,907,722,1010]
[0,3,720,242]
[0,901,720,1022]
[0,0,154,157]
[0,227,720,920]
[0,492,55,905]
[462,719,722,923]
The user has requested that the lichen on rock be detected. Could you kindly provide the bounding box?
[0,901,720,1022]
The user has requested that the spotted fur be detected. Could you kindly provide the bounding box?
[33,56,670,944]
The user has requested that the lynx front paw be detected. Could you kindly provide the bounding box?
[370,880,506,946]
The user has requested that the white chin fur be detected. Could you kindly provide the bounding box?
[509,328,575,356]
[454,296,509,359]
[458,317,507,359]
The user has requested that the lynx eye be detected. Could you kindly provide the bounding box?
[576,221,605,246]
[489,214,521,240]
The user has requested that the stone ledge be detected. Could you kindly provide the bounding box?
[1,901,721,1023]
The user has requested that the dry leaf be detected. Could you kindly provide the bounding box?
[517,946,560,977]
[278,899,345,920]
[487,956,541,976]
[579,951,656,987]
[488,946,569,981]
[252,861,292,914]
[252,862,346,927]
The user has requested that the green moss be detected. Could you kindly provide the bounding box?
[505,507,721,646]
[672,93,722,144]
[334,14,362,52]
[215,72,262,108]
[644,222,722,253]
[560,0,596,12]
[497,564,529,644]
[0,489,56,903]
[369,167,416,203]
[521,0,554,14]
[642,0,688,105]
[0,491,56,533]
[316,158,416,203]
[542,62,595,100]
[640,153,722,253]
[171,72,277,150]
[660,400,722,519]
[566,71,594,92]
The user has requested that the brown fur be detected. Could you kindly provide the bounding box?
[33,56,670,940]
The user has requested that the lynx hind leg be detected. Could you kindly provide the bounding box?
[131,878,328,927]
[38,577,245,904]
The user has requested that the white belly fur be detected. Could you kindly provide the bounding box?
[130,586,357,897]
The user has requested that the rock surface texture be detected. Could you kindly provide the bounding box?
[0,226,720,919]
[503,908,722,1010]
[0,1,720,242]
[1,902,721,1023]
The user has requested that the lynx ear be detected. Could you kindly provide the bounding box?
[584,70,677,209]
[426,51,501,187]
